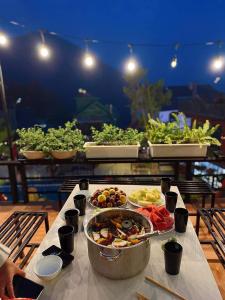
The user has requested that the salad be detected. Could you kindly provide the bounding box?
[89,217,147,247]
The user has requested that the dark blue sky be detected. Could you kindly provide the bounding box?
[1,0,225,90]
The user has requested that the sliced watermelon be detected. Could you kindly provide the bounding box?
[135,205,173,232]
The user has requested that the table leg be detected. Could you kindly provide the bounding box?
[15,215,24,259]
[18,164,29,204]
[196,210,200,236]
[44,214,49,233]
[58,192,62,210]
[8,164,18,203]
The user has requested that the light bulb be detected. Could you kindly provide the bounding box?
[171,57,177,68]
[211,56,224,72]
[125,57,138,74]
[0,32,9,47]
[38,44,51,59]
[83,53,96,68]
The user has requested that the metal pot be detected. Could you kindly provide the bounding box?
[84,208,153,279]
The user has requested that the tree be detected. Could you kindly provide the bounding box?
[123,68,172,127]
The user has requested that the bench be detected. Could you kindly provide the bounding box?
[0,211,49,269]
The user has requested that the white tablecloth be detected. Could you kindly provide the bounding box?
[26,185,222,300]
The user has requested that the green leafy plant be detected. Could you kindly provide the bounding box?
[91,123,144,145]
[44,120,84,151]
[16,126,46,151]
[146,113,221,146]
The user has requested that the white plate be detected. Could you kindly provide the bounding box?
[88,188,127,209]
[128,191,165,208]
[128,197,164,208]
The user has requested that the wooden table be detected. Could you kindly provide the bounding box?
[26,185,222,300]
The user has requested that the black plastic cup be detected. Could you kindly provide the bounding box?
[175,208,188,233]
[165,191,178,213]
[74,194,86,216]
[58,225,74,253]
[79,179,89,190]
[161,177,171,195]
[65,209,79,233]
[164,241,183,275]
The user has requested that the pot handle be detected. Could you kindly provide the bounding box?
[99,248,121,261]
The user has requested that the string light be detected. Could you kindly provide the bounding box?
[82,52,96,68]
[210,56,225,72]
[124,44,139,74]
[1,19,225,76]
[82,40,96,69]
[0,32,10,47]
[37,31,51,60]
[170,56,178,68]
[38,44,51,59]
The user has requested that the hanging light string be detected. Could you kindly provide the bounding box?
[0,17,225,77]
[0,17,224,49]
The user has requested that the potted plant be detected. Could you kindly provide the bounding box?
[16,126,46,159]
[146,113,221,157]
[84,123,143,158]
[44,120,84,159]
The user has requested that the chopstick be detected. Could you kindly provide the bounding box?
[136,292,150,300]
[145,276,187,300]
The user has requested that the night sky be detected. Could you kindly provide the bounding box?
[1,0,225,90]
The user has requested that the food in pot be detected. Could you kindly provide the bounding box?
[90,187,127,208]
[129,188,163,207]
[89,216,146,247]
[136,205,173,231]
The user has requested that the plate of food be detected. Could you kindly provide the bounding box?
[136,205,174,232]
[89,187,127,208]
[128,187,164,208]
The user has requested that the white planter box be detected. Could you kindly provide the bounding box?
[148,142,208,157]
[84,142,140,158]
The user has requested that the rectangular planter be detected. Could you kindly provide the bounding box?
[148,142,208,158]
[84,142,140,158]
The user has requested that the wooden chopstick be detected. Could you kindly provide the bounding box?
[145,276,187,300]
[136,292,150,300]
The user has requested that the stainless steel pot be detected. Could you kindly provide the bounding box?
[84,208,153,279]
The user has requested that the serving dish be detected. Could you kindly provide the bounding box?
[84,208,153,279]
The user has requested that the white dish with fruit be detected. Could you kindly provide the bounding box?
[128,187,164,208]
[89,187,127,208]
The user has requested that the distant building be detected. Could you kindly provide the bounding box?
[74,95,117,134]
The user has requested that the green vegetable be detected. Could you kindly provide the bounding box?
[44,120,84,152]
[91,123,144,145]
[16,126,46,151]
[146,113,221,146]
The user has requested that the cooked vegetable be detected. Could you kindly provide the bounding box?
[92,232,100,241]
[89,217,146,248]
[100,228,109,238]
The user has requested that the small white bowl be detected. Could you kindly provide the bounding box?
[34,255,63,280]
